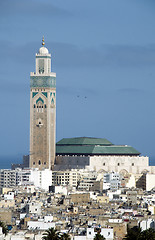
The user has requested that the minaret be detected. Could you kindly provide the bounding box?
[30,37,56,170]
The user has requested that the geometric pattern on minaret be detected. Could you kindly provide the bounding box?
[30,37,56,170]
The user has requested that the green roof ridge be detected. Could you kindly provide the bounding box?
[56,137,113,146]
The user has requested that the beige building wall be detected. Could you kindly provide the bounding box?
[56,155,155,175]
[70,193,90,204]
[0,200,15,208]
[146,174,155,191]
[97,195,109,204]
[52,170,79,187]
[87,155,155,175]
[0,209,12,225]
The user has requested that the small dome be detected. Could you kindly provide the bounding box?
[39,46,49,54]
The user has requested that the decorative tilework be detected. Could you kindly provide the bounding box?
[36,97,44,104]
[30,76,56,88]
[36,56,51,59]
[42,92,47,98]
[32,92,38,98]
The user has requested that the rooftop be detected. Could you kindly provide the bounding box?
[57,137,113,146]
[56,137,140,156]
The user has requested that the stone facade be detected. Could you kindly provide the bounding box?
[55,155,155,174]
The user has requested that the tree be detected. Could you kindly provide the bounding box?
[138,228,155,240]
[59,233,71,240]
[42,227,60,240]
[94,232,105,240]
[123,226,155,240]
[0,221,8,236]
[123,226,142,240]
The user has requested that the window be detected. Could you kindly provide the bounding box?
[118,163,120,166]
[33,162,35,165]
[38,160,41,165]
[38,59,44,73]
[132,163,134,166]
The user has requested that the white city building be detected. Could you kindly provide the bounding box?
[86,227,113,240]
[52,169,79,187]
[0,168,52,191]
[103,172,121,190]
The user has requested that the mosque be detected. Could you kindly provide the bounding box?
[29,38,155,175]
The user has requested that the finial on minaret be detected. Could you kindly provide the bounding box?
[42,36,45,46]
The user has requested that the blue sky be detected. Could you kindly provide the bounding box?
[0,0,155,166]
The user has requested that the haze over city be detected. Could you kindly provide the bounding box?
[0,0,155,167]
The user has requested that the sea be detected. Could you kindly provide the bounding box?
[0,156,24,169]
[0,156,155,170]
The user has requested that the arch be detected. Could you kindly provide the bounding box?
[36,97,44,104]
[119,169,129,177]
[141,169,149,174]
[98,169,107,174]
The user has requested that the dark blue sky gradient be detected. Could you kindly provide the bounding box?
[0,0,155,168]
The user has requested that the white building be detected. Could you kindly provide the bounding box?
[4,191,14,200]
[86,227,113,240]
[103,172,121,190]
[50,185,68,195]
[25,202,42,215]
[78,171,97,191]
[140,219,155,231]
[52,169,79,187]
[0,168,52,191]
[0,227,4,240]
[30,168,52,191]
[27,220,55,230]
[0,169,17,188]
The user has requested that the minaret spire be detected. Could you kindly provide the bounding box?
[30,39,56,170]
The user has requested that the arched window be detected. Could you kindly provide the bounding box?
[36,98,44,113]
[38,160,41,165]
[38,59,44,73]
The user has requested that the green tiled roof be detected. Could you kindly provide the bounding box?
[56,145,140,155]
[57,137,113,146]
[56,137,140,156]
